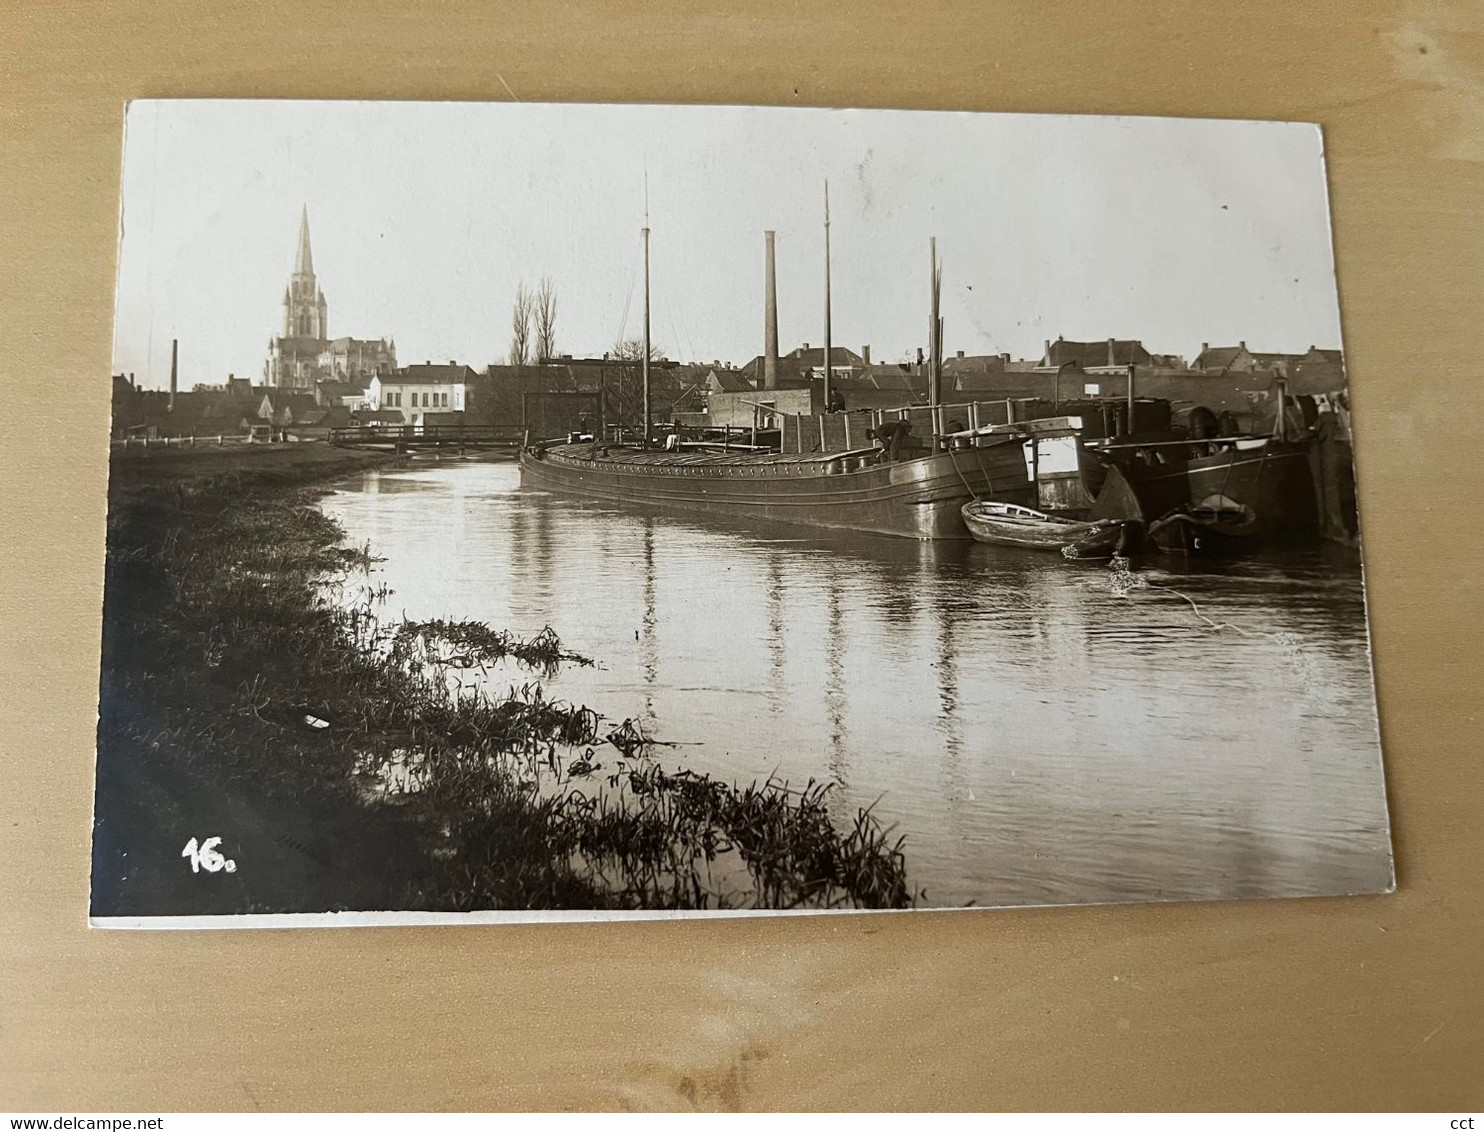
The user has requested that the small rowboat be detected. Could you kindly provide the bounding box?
[1147,494,1260,555]
[961,500,1134,558]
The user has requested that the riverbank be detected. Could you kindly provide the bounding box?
[105,438,404,495]
[92,444,912,916]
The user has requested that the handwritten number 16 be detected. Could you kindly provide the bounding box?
[182,836,237,874]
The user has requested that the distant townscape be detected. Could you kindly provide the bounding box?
[111,208,1349,445]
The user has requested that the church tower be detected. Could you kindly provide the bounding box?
[265,204,393,389]
[282,206,328,340]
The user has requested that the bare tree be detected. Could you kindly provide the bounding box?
[606,337,668,428]
[611,336,664,362]
[534,276,558,363]
[509,283,534,365]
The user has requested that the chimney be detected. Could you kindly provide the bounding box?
[956,349,965,359]
[862,344,871,365]
[1107,337,1117,367]
[763,231,779,390]
[1000,353,1010,364]
[168,339,178,412]
[1044,338,1052,362]
[1239,341,1247,351]
[916,347,925,369]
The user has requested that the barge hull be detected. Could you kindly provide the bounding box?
[519,442,1034,539]
[1095,442,1318,539]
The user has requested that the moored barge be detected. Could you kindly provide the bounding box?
[520,434,1037,540]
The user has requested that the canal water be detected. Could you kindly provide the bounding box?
[321,458,1394,910]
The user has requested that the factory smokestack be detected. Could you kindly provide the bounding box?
[763,230,779,391]
[169,338,178,412]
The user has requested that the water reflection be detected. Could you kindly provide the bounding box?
[322,459,1393,909]
[640,519,658,732]
[765,553,786,717]
[824,577,848,777]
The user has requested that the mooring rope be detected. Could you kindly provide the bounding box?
[1108,554,1253,636]
[1106,555,1321,698]
[946,445,981,501]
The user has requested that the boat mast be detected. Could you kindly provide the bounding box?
[823,180,832,412]
[641,177,651,447]
[764,231,779,391]
[1126,361,1136,435]
[929,237,943,433]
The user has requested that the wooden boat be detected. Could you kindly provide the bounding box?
[960,500,1134,558]
[1085,380,1320,544]
[1146,495,1260,555]
[1088,434,1317,541]
[523,435,1037,540]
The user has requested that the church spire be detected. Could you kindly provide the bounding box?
[282,205,326,340]
[294,205,314,277]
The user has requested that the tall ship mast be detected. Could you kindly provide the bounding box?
[641,178,652,446]
[823,180,832,412]
[928,236,943,415]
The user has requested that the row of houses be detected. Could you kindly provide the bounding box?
[693,338,1346,429]
[109,363,479,438]
[113,358,649,439]
[710,337,1342,384]
[112,335,1346,440]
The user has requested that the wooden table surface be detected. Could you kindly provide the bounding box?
[2,0,1480,1112]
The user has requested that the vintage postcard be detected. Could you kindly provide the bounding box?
[92,100,1392,927]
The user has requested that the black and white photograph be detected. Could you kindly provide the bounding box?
[91,100,1392,926]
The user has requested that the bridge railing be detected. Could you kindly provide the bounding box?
[329,424,525,446]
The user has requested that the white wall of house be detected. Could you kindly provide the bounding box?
[804,364,856,380]
[708,387,816,428]
[366,377,465,422]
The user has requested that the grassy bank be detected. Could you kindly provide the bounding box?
[92,445,914,915]
[106,437,402,492]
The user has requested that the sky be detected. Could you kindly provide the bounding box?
[112,101,1345,390]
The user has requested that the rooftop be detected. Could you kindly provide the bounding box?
[1044,338,1152,368]
[384,364,478,385]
